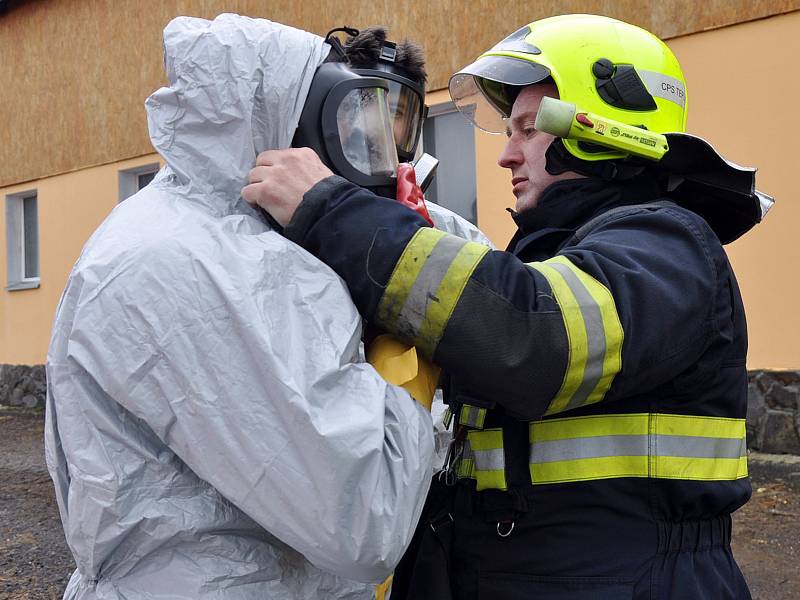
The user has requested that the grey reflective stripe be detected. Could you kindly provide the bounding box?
[531,434,746,464]
[473,448,505,472]
[460,404,486,428]
[548,262,606,411]
[637,69,687,109]
[395,234,467,340]
[461,438,475,462]
[531,435,646,464]
[656,435,747,459]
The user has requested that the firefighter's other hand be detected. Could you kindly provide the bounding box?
[242,148,333,227]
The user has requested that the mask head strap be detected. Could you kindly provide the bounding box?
[324,26,360,61]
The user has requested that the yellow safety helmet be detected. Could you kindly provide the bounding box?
[449,14,688,162]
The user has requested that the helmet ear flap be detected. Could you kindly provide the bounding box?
[592,59,657,111]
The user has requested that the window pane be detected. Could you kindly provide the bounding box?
[23,195,39,279]
[422,110,477,224]
[138,171,156,190]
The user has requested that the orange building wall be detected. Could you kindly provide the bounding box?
[472,11,800,369]
[2,10,798,369]
[0,155,161,364]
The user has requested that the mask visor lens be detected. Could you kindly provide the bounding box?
[337,87,398,178]
[387,81,423,155]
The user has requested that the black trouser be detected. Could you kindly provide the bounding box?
[393,477,751,600]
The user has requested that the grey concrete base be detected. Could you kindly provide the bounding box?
[0,364,46,409]
[2,364,799,454]
[747,370,800,455]
[746,452,800,492]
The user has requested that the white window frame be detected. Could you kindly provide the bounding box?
[118,163,159,203]
[422,101,478,224]
[5,190,40,291]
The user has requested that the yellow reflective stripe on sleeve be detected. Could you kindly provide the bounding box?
[547,256,623,410]
[529,413,748,484]
[526,256,623,415]
[526,260,586,414]
[467,428,507,491]
[416,240,490,357]
[376,228,447,337]
[376,227,490,357]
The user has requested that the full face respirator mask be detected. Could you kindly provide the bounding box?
[292,62,400,199]
[290,61,435,227]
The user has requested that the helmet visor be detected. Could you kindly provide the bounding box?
[336,87,398,178]
[449,55,551,133]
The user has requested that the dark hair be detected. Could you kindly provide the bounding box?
[341,26,427,86]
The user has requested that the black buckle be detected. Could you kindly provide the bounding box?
[429,512,454,534]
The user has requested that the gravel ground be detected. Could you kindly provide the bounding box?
[731,453,800,599]
[1,407,798,599]
[0,409,73,599]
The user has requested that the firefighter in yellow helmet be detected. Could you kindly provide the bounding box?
[245,14,772,599]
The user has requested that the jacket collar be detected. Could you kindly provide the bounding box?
[507,177,664,256]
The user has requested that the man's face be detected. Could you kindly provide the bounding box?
[498,83,583,212]
[389,85,422,159]
[392,93,409,145]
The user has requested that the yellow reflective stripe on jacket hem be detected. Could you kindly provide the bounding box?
[467,428,507,491]
[651,412,745,439]
[529,413,748,484]
[654,456,748,481]
[376,228,490,357]
[529,413,746,441]
[526,256,623,415]
[531,456,748,484]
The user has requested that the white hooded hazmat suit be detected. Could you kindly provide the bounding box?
[44,13,491,600]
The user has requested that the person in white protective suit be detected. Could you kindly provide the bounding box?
[44,13,491,600]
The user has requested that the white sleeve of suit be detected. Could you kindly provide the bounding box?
[63,229,434,583]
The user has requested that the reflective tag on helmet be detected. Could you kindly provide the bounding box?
[637,70,687,109]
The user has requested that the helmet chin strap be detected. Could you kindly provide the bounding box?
[544,139,646,182]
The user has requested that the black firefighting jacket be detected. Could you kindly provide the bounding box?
[284,174,752,596]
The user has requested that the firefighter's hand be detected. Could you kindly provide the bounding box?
[242,148,333,227]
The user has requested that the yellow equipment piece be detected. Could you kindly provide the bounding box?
[375,574,393,600]
[366,334,440,411]
[534,96,669,161]
[367,334,438,597]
